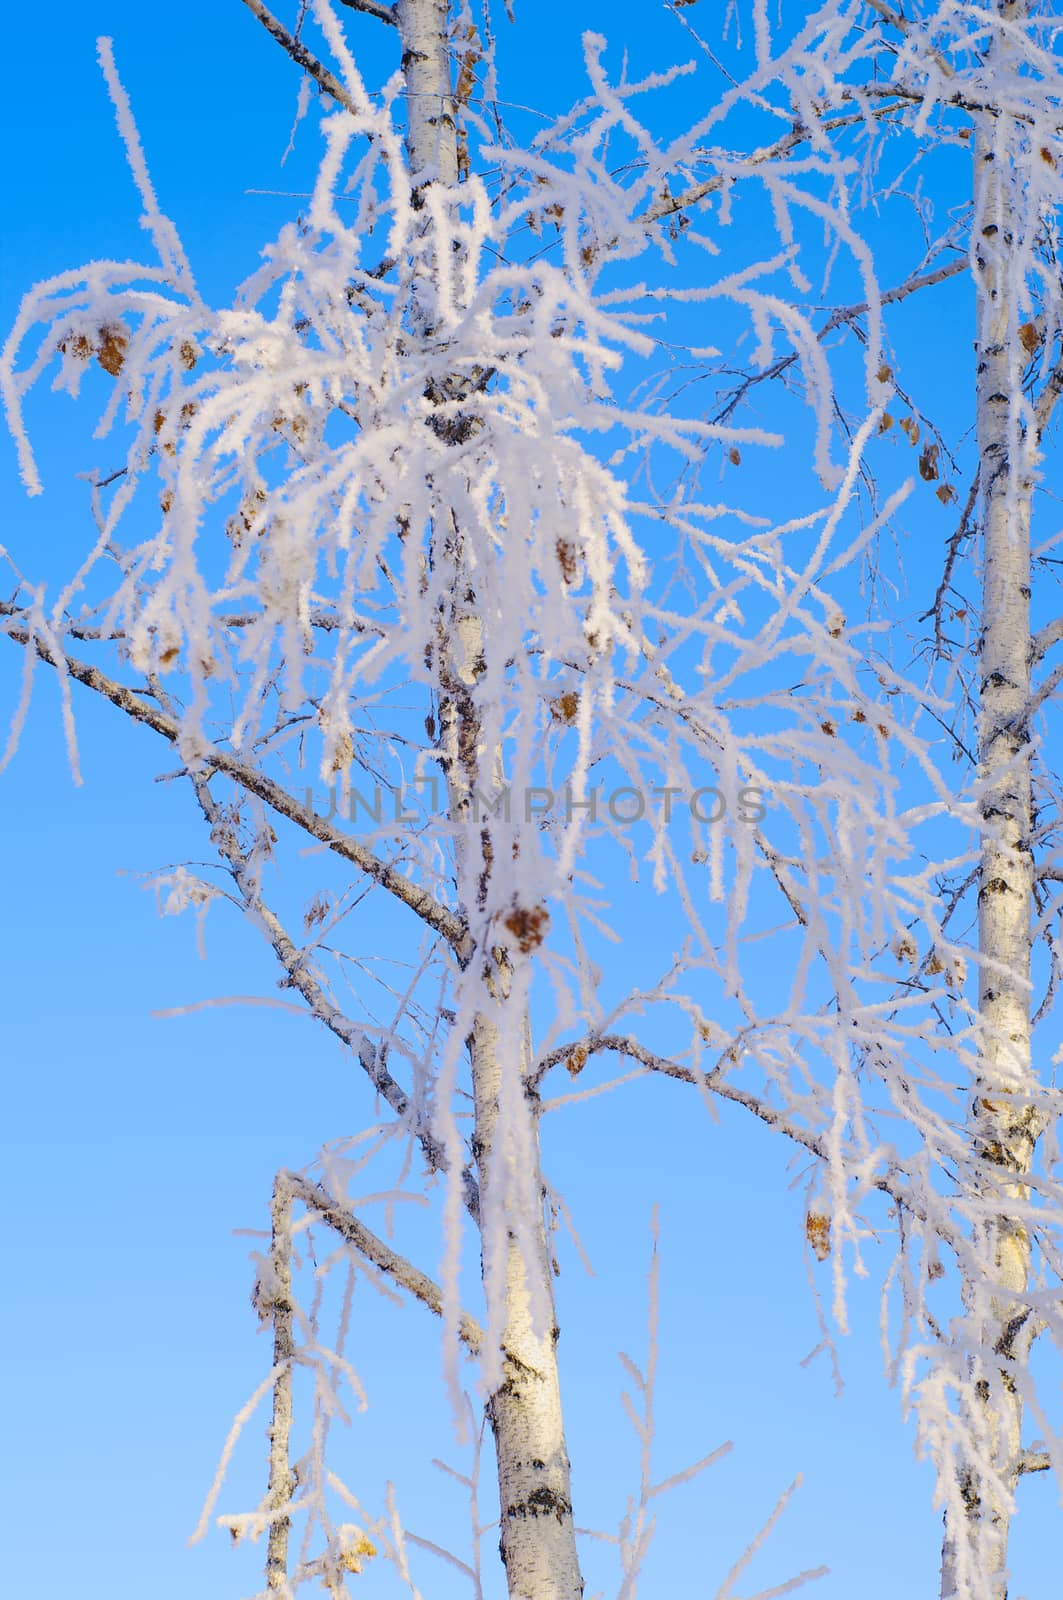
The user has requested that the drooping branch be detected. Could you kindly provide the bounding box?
[864,0,910,34]
[0,618,470,958]
[185,760,481,1221]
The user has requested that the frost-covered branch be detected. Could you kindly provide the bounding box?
[0,619,469,956]
[240,0,374,116]
[1032,616,1063,662]
[281,1170,484,1350]
[179,754,481,1217]
[533,1030,960,1244]
[265,1175,296,1593]
[338,0,398,25]
[8,3,1063,1596]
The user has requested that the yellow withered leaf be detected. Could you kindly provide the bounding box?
[805,1212,831,1262]
[338,1527,378,1574]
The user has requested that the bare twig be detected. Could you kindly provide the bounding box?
[923,470,980,658]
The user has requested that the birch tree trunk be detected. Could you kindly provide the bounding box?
[942,6,1042,1590]
[469,1004,584,1600]
[395,3,584,1593]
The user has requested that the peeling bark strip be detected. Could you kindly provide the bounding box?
[942,5,1042,1592]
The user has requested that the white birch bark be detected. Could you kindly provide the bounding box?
[395,3,584,1593]
[396,0,458,190]
[266,1175,296,1594]
[470,1006,584,1600]
[941,7,1042,1590]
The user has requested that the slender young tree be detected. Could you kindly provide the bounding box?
[933,3,1063,1592]
[5,4,1063,1599]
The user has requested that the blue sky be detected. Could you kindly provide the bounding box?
[3,3,1063,1598]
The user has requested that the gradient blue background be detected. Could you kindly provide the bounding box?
[3,4,1060,1597]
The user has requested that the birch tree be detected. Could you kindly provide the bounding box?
[5,3,1063,1598]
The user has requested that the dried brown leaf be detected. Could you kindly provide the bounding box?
[1019,321,1042,355]
[96,322,129,377]
[918,443,940,482]
[503,902,550,953]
